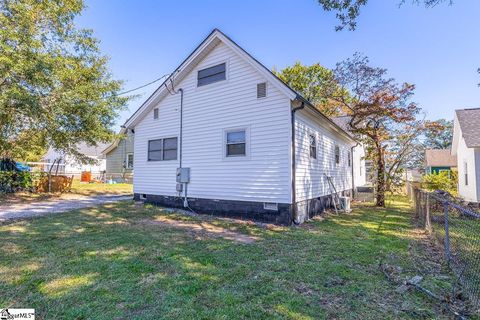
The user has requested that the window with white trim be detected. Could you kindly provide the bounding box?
[126,153,134,169]
[334,145,340,165]
[464,162,468,186]
[198,63,226,86]
[348,151,351,167]
[148,137,177,161]
[225,130,246,157]
[153,108,159,119]
[309,134,317,159]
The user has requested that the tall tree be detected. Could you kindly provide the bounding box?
[327,53,421,206]
[273,62,350,117]
[0,0,129,163]
[423,119,453,149]
[317,0,451,31]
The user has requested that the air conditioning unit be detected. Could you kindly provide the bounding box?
[340,196,351,212]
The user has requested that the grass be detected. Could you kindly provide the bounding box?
[69,180,133,196]
[0,181,132,205]
[0,197,463,319]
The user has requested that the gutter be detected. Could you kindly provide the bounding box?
[291,101,305,224]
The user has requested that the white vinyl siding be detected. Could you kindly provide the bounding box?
[133,42,292,203]
[294,109,354,202]
[454,115,478,202]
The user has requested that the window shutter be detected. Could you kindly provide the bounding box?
[257,82,267,98]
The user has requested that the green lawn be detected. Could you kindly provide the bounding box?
[0,181,132,205]
[0,197,461,319]
[69,180,133,196]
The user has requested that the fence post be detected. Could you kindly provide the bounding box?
[444,203,451,263]
[425,193,431,232]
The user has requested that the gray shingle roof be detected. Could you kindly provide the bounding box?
[332,116,355,138]
[75,142,111,158]
[425,149,457,167]
[456,108,480,148]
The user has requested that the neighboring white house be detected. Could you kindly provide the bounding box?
[452,108,480,202]
[102,128,135,183]
[124,29,365,224]
[41,142,108,179]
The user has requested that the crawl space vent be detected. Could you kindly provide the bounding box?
[263,202,278,211]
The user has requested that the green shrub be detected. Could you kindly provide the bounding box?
[422,170,457,194]
[0,171,33,193]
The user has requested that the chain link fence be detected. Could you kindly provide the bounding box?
[413,188,480,309]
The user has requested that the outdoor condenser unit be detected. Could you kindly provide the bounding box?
[340,196,351,212]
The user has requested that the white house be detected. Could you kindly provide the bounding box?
[452,108,480,202]
[124,29,365,224]
[42,142,108,179]
[102,127,135,183]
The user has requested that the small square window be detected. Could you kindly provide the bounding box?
[309,134,317,159]
[153,108,159,119]
[226,130,246,157]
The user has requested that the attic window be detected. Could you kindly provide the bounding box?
[153,108,159,119]
[257,82,267,98]
[198,63,226,86]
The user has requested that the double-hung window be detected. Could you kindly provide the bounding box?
[148,137,178,161]
[309,134,317,159]
[334,145,340,165]
[126,153,134,169]
[198,63,226,86]
[226,130,246,157]
[464,162,469,186]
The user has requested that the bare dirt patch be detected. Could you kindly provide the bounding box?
[140,216,259,244]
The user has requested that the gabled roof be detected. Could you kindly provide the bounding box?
[124,28,297,128]
[124,28,355,143]
[425,149,457,167]
[455,108,480,148]
[102,127,126,155]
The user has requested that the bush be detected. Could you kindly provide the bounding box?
[0,158,33,193]
[422,170,457,194]
[0,171,33,193]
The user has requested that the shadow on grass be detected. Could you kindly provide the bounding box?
[0,198,452,319]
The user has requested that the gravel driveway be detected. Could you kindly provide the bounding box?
[0,194,132,222]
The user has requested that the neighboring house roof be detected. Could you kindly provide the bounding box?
[425,149,457,167]
[102,127,126,155]
[124,28,355,143]
[455,108,480,148]
[75,142,110,158]
[44,142,110,160]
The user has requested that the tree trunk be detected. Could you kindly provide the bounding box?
[376,147,386,207]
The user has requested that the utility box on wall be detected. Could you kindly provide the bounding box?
[176,167,190,183]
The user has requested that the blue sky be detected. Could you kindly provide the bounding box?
[78,0,480,127]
